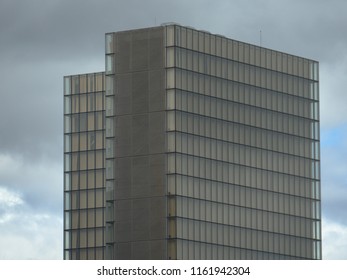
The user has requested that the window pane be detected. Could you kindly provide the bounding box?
[79,75,87,93]
[167,90,175,110]
[64,173,71,191]
[64,96,71,114]
[166,68,175,89]
[106,55,114,74]
[106,33,113,54]
[88,73,95,92]
[64,115,71,133]
[96,131,103,149]
[106,138,114,158]
[95,112,103,130]
[64,135,71,153]
[95,92,103,111]
[72,76,79,94]
[167,48,175,67]
[106,117,114,137]
[166,25,175,46]
[87,113,94,131]
[64,77,71,95]
[106,76,114,96]
[80,94,87,112]
[96,150,103,169]
[106,96,114,116]
[95,73,103,91]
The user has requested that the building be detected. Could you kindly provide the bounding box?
[64,24,321,260]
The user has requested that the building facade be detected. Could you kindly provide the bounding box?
[64,24,321,259]
[63,72,106,259]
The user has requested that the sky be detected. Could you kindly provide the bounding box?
[0,0,346,259]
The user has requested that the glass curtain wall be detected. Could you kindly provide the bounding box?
[165,25,321,259]
[64,73,106,259]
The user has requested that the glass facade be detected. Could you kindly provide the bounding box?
[64,24,321,260]
[165,25,321,259]
[63,72,106,259]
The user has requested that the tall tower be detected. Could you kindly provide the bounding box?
[65,24,321,260]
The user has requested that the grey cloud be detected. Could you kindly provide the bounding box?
[2,0,345,160]
[0,207,62,259]
[322,218,347,259]
[2,0,347,64]
[0,155,62,215]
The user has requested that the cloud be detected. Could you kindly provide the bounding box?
[0,214,63,260]
[0,186,23,207]
[0,186,62,259]
[0,153,62,215]
[323,217,347,259]
[0,154,22,180]
[0,186,24,224]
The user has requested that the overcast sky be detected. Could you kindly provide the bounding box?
[0,0,346,259]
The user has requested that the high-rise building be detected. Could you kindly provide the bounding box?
[64,24,321,260]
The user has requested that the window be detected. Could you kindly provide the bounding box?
[64,77,71,95]
[105,33,113,54]
[106,55,114,74]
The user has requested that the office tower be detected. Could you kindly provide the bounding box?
[64,24,321,260]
